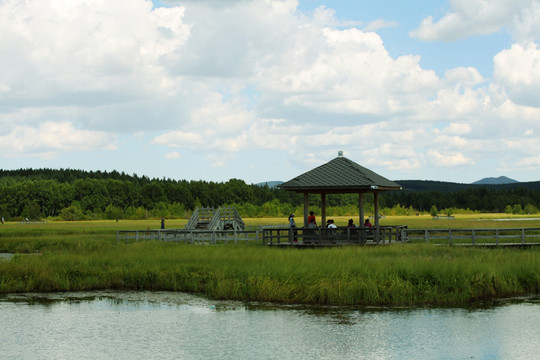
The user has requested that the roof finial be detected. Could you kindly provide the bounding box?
[338,150,344,157]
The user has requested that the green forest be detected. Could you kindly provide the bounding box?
[1,169,539,221]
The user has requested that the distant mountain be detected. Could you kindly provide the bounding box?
[393,179,540,193]
[473,176,519,185]
[256,178,537,192]
[255,181,283,188]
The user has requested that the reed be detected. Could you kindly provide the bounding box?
[1,219,539,306]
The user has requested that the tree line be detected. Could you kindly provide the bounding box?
[383,180,540,214]
[0,169,538,221]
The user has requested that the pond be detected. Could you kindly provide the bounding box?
[1,292,538,360]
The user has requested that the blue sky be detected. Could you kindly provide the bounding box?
[1,0,540,184]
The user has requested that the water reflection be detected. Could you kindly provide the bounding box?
[1,292,538,360]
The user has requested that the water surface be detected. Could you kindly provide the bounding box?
[1,292,538,360]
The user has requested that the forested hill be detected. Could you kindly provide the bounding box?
[0,168,301,220]
[3,169,538,192]
[394,180,540,193]
[0,168,156,184]
[1,168,540,220]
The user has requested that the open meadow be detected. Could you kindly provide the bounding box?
[1,215,539,306]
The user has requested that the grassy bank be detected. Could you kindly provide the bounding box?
[1,218,539,306]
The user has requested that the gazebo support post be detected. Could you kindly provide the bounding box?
[358,193,364,227]
[303,193,309,227]
[321,193,327,228]
[374,192,380,243]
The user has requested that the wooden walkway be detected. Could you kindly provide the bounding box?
[116,226,540,248]
[403,227,540,247]
[117,228,260,244]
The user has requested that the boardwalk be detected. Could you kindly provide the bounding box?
[117,228,260,244]
[117,226,540,248]
[403,227,540,247]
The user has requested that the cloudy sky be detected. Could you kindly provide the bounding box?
[1,0,540,184]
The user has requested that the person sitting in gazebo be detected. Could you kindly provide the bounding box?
[364,218,372,234]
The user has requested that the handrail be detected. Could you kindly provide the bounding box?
[185,207,215,229]
[117,228,260,244]
[208,207,221,230]
[118,226,540,247]
[184,208,199,229]
[403,227,540,246]
[232,207,245,230]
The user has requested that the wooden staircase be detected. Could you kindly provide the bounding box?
[185,207,245,231]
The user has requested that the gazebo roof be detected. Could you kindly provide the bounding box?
[279,155,402,193]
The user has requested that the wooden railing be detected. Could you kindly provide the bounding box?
[117,226,540,247]
[185,207,216,229]
[262,226,408,246]
[402,227,540,246]
[185,207,245,231]
[214,207,245,231]
[117,228,261,244]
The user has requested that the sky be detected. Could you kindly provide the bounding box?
[1,0,540,184]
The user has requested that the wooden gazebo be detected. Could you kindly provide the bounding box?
[279,151,402,241]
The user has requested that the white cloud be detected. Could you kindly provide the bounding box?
[516,155,540,167]
[257,25,441,118]
[152,131,204,148]
[165,151,181,160]
[364,19,399,32]
[0,122,116,159]
[1,0,540,181]
[440,123,472,136]
[189,93,254,135]
[206,153,236,169]
[0,0,190,101]
[427,149,475,167]
[493,42,540,107]
[444,67,485,87]
[410,0,540,42]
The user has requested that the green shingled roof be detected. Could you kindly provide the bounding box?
[279,156,401,193]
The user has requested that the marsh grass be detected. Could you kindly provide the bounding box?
[1,218,539,306]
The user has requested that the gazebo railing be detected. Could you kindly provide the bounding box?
[262,226,408,245]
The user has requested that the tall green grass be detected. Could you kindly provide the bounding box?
[1,219,539,306]
[1,242,539,306]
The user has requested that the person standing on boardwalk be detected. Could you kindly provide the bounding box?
[289,213,297,243]
[307,211,317,228]
[306,211,318,243]
[161,216,165,229]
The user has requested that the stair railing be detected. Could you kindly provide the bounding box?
[207,208,222,230]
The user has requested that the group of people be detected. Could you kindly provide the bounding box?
[347,218,372,229]
[289,212,373,243]
[289,212,372,230]
[326,219,337,228]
